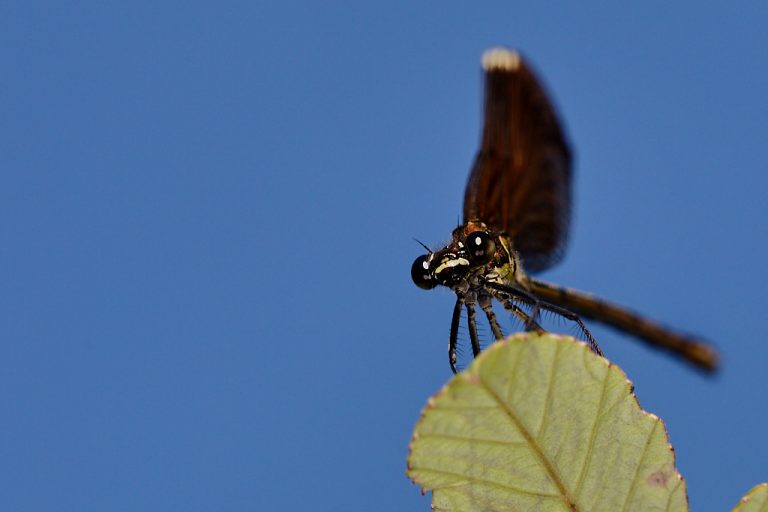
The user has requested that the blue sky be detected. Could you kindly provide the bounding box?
[1,2,766,511]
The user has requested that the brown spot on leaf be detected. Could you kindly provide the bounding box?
[646,470,671,487]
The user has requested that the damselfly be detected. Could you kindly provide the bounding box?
[411,48,718,374]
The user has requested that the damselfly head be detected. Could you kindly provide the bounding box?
[411,222,513,291]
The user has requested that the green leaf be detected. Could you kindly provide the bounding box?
[733,483,768,511]
[407,333,687,511]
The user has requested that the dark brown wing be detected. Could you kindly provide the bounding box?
[463,48,572,273]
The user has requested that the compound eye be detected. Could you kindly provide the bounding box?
[411,255,436,290]
[465,231,496,263]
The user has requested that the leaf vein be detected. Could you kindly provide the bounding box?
[417,432,529,448]
[573,364,610,499]
[409,466,562,499]
[477,369,580,511]
[619,419,658,512]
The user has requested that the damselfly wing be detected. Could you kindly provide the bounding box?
[411,48,718,373]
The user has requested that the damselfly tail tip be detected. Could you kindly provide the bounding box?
[482,48,521,71]
[691,344,720,374]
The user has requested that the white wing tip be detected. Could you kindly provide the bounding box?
[482,48,521,71]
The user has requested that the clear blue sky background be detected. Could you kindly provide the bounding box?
[1,2,766,511]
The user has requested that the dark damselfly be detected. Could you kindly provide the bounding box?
[411,48,718,374]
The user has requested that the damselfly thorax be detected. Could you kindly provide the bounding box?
[411,48,718,374]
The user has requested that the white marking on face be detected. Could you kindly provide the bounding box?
[472,236,482,246]
[434,257,470,275]
[421,260,429,270]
